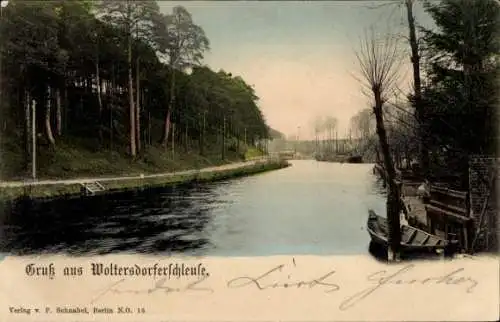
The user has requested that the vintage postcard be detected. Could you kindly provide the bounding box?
[0,0,498,321]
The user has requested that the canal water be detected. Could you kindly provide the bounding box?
[0,160,387,257]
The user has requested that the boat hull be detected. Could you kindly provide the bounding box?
[367,210,455,255]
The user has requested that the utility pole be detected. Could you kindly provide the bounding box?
[31,100,36,181]
[222,116,226,160]
[171,122,175,160]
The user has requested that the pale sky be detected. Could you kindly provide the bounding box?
[159,1,433,139]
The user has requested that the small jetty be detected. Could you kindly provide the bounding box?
[371,156,498,255]
[80,181,106,196]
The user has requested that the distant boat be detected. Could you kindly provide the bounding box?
[367,210,456,254]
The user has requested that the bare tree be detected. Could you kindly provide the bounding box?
[366,0,429,177]
[354,28,403,261]
[350,108,373,141]
[324,116,338,153]
[312,116,324,154]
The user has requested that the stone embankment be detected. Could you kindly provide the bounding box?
[0,157,290,201]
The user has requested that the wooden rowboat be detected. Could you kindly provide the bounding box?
[367,209,452,253]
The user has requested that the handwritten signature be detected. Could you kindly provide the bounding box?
[228,260,478,311]
[89,260,479,312]
[226,258,340,293]
[90,275,213,304]
[339,264,478,310]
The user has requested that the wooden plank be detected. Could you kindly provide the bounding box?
[403,229,417,244]
[426,236,436,246]
[408,229,418,244]
[413,231,427,245]
[433,186,468,197]
[430,187,468,199]
[425,204,471,223]
[429,199,467,215]
[421,235,430,245]
[431,236,445,247]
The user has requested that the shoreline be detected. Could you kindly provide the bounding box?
[0,158,290,202]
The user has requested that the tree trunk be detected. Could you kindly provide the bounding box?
[141,88,146,148]
[373,92,401,261]
[198,113,202,155]
[55,87,62,136]
[222,116,226,160]
[171,122,175,159]
[86,75,92,94]
[135,57,141,153]
[63,82,68,133]
[162,69,176,145]
[148,111,152,146]
[184,123,188,152]
[110,62,116,149]
[163,109,172,147]
[24,90,31,171]
[96,57,103,145]
[405,145,410,168]
[237,131,240,155]
[45,86,56,146]
[201,111,206,155]
[405,0,429,178]
[127,33,137,157]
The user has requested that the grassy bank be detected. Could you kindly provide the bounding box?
[0,158,290,201]
[1,138,252,181]
[0,134,287,201]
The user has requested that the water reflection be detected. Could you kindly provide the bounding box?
[0,161,389,257]
[0,183,225,256]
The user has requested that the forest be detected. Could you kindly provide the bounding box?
[0,1,271,180]
[346,0,498,258]
[347,0,498,190]
[0,0,497,184]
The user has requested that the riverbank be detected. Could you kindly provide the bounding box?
[1,138,268,180]
[0,158,290,202]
